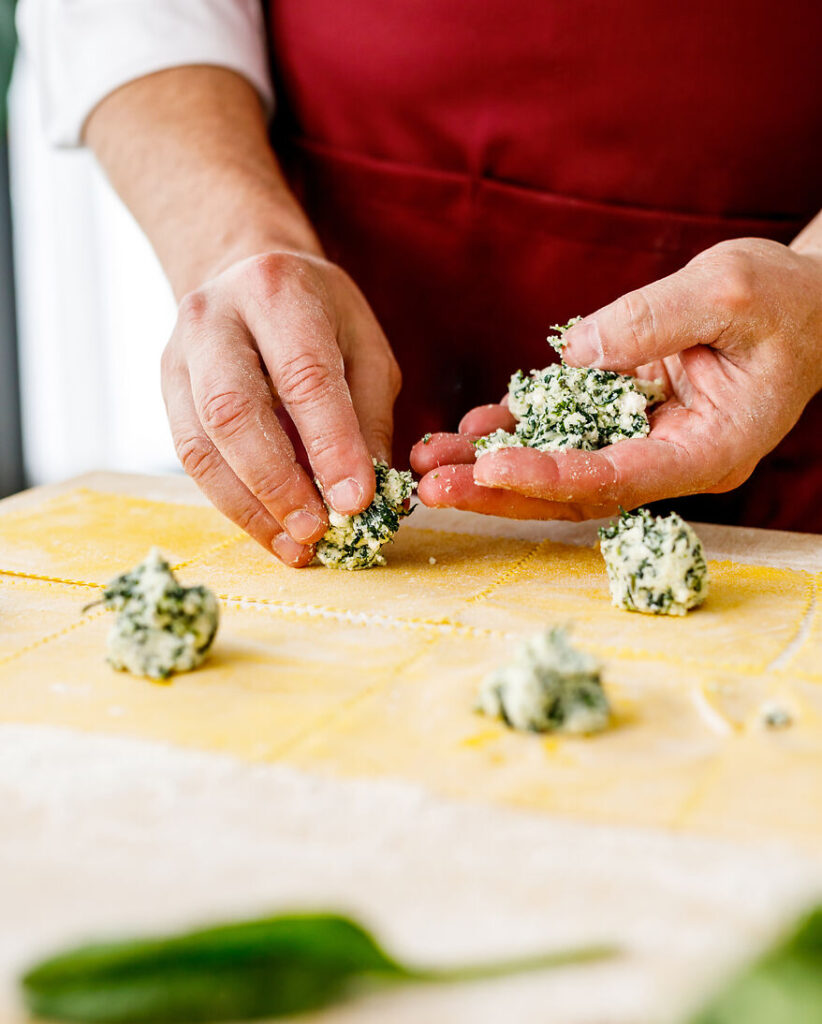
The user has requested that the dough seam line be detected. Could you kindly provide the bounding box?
[222,598,821,682]
[269,632,444,761]
[766,578,818,674]
[0,606,107,669]
[465,540,547,604]
[1,575,817,683]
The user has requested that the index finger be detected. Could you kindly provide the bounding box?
[472,429,719,508]
[241,256,376,515]
[562,260,731,372]
[186,323,330,545]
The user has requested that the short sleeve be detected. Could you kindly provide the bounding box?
[15,0,275,147]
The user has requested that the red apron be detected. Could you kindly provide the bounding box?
[266,1,822,531]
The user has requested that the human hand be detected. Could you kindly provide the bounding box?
[162,250,401,565]
[411,238,822,520]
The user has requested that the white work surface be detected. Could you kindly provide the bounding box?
[1,473,821,1024]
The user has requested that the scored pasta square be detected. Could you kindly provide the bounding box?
[0,490,241,584]
[286,635,746,832]
[777,573,822,680]
[181,527,538,622]
[461,549,812,672]
[0,576,100,663]
[673,680,822,850]
[2,482,820,851]
[0,601,427,761]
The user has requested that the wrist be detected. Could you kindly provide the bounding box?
[168,195,325,298]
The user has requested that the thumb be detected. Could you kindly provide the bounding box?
[562,260,731,372]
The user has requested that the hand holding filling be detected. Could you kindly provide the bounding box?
[315,460,415,569]
[411,238,822,521]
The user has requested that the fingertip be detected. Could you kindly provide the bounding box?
[561,317,604,368]
[326,476,364,515]
[326,464,376,515]
[283,508,328,545]
[417,464,472,507]
[410,432,476,474]
[472,448,559,491]
[272,532,315,568]
[459,404,516,436]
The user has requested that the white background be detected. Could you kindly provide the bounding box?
[8,49,179,485]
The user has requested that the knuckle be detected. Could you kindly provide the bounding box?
[369,422,393,456]
[233,501,278,541]
[253,467,302,510]
[304,424,352,463]
[619,289,657,359]
[246,251,293,289]
[716,261,756,315]
[177,288,210,326]
[244,252,332,321]
[245,251,317,300]
[175,433,219,480]
[199,389,255,438]
[277,351,340,407]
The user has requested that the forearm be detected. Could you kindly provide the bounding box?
[84,66,322,298]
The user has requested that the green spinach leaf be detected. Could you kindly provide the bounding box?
[21,911,615,1023]
[689,906,822,1024]
[0,0,15,127]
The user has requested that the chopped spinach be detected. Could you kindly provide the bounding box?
[477,627,611,735]
[599,509,708,616]
[315,459,415,570]
[89,549,219,680]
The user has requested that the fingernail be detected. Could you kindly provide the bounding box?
[566,319,603,367]
[273,531,310,566]
[327,477,364,514]
[284,508,325,544]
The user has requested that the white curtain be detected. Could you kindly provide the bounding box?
[8,49,179,485]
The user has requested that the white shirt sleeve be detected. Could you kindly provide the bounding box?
[15,0,275,147]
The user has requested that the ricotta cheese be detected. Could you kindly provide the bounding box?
[547,316,582,355]
[94,548,219,680]
[315,459,416,570]
[476,627,611,734]
[474,318,662,456]
[598,509,709,616]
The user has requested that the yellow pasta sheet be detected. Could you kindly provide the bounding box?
[0,488,820,850]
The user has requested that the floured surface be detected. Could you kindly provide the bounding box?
[0,483,820,851]
[1,475,822,1023]
[1,725,821,1024]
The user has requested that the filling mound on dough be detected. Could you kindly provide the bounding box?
[477,627,611,735]
[95,548,219,680]
[315,459,415,570]
[475,318,664,456]
[598,508,709,616]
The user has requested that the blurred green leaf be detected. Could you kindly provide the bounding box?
[21,911,617,1023]
[0,0,15,122]
[690,906,822,1024]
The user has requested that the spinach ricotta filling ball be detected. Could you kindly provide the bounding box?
[598,508,709,615]
[475,319,664,455]
[94,548,219,680]
[477,627,611,735]
[315,459,415,570]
